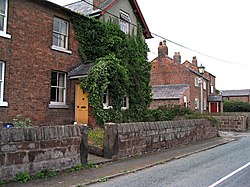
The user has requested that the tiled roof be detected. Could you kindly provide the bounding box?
[221,89,250,97]
[65,0,153,38]
[68,63,94,79]
[208,95,222,102]
[65,0,101,16]
[152,84,189,100]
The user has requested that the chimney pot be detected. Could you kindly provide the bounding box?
[158,40,168,58]
[192,56,198,66]
[173,52,181,64]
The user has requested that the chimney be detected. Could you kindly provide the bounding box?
[173,52,181,64]
[158,40,168,58]
[192,56,198,66]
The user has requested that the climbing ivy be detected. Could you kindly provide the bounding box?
[71,15,152,125]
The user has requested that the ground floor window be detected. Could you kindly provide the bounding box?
[194,98,199,109]
[50,71,66,104]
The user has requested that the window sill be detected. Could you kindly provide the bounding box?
[103,105,113,110]
[49,103,69,109]
[121,107,129,110]
[0,101,8,107]
[51,45,72,54]
[0,32,11,39]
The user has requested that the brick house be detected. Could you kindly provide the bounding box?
[222,89,250,102]
[150,41,222,112]
[0,0,151,127]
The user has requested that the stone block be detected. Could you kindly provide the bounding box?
[6,152,28,165]
[0,153,5,166]
[40,140,61,149]
[23,128,37,141]
[0,128,10,143]
[1,144,17,152]
[10,128,24,142]
[61,138,74,147]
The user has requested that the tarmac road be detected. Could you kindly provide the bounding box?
[90,133,250,187]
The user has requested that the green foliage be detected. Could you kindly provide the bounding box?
[223,100,250,112]
[88,128,104,148]
[66,163,97,173]
[13,115,32,128]
[71,15,151,125]
[0,180,7,186]
[14,172,31,183]
[185,112,221,127]
[32,169,58,180]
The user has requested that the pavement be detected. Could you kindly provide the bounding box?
[4,132,239,187]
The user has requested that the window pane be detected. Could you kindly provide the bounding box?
[53,33,59,46]
[53,18,60,32]
[0,63,2,80]
[0,0,5,14]
[58,88,64,102]
[0,15,4,31]
[51,72,57,86]
[58,73,65,87]
[50,87,57,102]
[61,21,67,35]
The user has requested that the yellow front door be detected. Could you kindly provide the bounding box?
[76,84,88,124]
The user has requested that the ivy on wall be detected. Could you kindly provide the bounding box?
[71,15,152,125]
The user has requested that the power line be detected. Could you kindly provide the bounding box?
[80,0,249,67]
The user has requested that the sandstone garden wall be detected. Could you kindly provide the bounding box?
[104,119,218,159]
[216,115,248,132]
[0,125,88,180]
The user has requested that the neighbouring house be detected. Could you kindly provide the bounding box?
[222,89,250,102]
[0,0,151,127]
[150,41,222,113]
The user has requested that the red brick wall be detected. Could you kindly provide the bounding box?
[151,57,207,110]
[0,0,82,125]
[223,96,249,102]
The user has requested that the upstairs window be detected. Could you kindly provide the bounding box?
[0,0,10,38]
[195,77,199,87]
[50,71,66,104]
[203,81,206,90]
[53,17,69,49]
[121,96,129,110]
[211,85,214,94]
[120,10,130,34]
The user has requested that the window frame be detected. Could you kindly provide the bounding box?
[203,80,206,90]
[211,85,214,94]
[0,0,11,38]
[194,98,199,110]
[121,96,129,110]
[0,61,8,106]
[50,71,67,107]
[120,10,131,34]
[183,96,187,108]
[51,17,71,54]
[194,77,199,87]
[103,89,112,109]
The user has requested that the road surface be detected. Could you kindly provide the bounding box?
[91,133,250,187]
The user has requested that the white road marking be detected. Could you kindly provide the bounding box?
[208,161,250,187]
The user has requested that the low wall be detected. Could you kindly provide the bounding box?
[216,116,247,131]
[0,125,88,181]
[104,119,218,159]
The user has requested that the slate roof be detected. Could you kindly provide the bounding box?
[152,84,189,100]
[221,89,250,97]
[65,0,153,39]
[208,95,222,102]
[65,0,101,16]
[68,63,94,79]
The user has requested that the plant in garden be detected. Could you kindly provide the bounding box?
[13,172,31,183]
[12,115,32,128]
[71,16,152,125]
[88,128,104,148]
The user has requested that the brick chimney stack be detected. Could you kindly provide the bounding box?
[173,52,181,64]
[192,56,198,66]
[158,40,168,58]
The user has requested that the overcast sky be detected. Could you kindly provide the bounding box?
[49,0,250,91]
